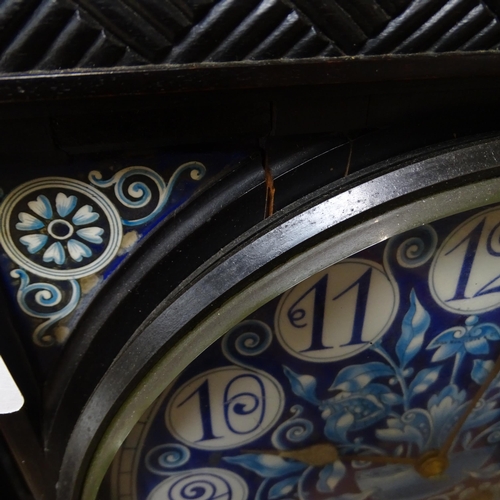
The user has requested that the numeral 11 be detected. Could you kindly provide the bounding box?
[289,268,373,352]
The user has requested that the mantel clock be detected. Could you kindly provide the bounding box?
[86,138,500,500]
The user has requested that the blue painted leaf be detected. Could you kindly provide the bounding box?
[268,475,301,499]
[471,359,494,385]
[359,383,402,406]
[380,392,404,406]
[331,492,374,500]
[55,192,77,217]
[324,411,355,443]
[329,362,394,392]
[465,337,489,355]
[396,290,430,368]
[462,431,472,449]
[361,382,392,395]
[429,341,461,362]
[336,397,387,430]
[487,423,500,443]
[28,194,52,219]
[317,461,346,493]
[16,212,44,231]
[492,371,500,390]
[427,327,466,347]
[427,326,468,361]
[43,241,65,265]
[376,419,426,450]
[470,463,500,479]
[472,323,500,341]
[463,404,500,431]
[283,366,319,404]
[223,454,306,478]
[409,366,441,398]
[427,385,466,440]
[20,234,48,254]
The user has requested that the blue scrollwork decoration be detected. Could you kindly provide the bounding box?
[11,268,80,346]
[0,161,208,346]
[145,444,191,476]
[385,224,438,269]
[146,469,248,500]
[88,162,206,226]
[271,404,314,450]
[222,320,273,370]
[239,291,500,499]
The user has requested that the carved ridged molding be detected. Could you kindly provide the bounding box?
[0,0,499,72]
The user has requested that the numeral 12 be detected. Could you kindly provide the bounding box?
[446,218,500,300]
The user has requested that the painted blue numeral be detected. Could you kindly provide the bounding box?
[288,268,373,352]
[223,374,265,434]
[445,218,500,300]
[474,220,500,296]
[288,274,331,352]
[177,379,221,442]
[334,268,372,347]
[446,218,485,301]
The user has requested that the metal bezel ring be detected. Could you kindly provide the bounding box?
[56,137,500,500]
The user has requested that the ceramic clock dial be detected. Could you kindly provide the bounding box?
[101,204,500,500]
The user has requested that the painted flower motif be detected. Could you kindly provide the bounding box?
[427,385,466,447]
[376,408,432,452]
[320,386,396,443]
[428,316,500,359]
[427,316,500,383]
[16,193,104,265]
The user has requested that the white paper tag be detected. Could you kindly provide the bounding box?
[0,356,24,414]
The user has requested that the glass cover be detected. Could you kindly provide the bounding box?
[101,204,500,500]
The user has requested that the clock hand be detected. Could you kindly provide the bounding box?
[243,443,416,467]
[244,443,339,467]
[342,453,416,466]
[409,353,500,479]
[439,351,500,459]
[244,355,500,475]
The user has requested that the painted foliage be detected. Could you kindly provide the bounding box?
[107,204,500,500]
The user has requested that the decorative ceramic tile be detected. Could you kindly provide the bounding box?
[106,203,500,500]
[0,153,240,368]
